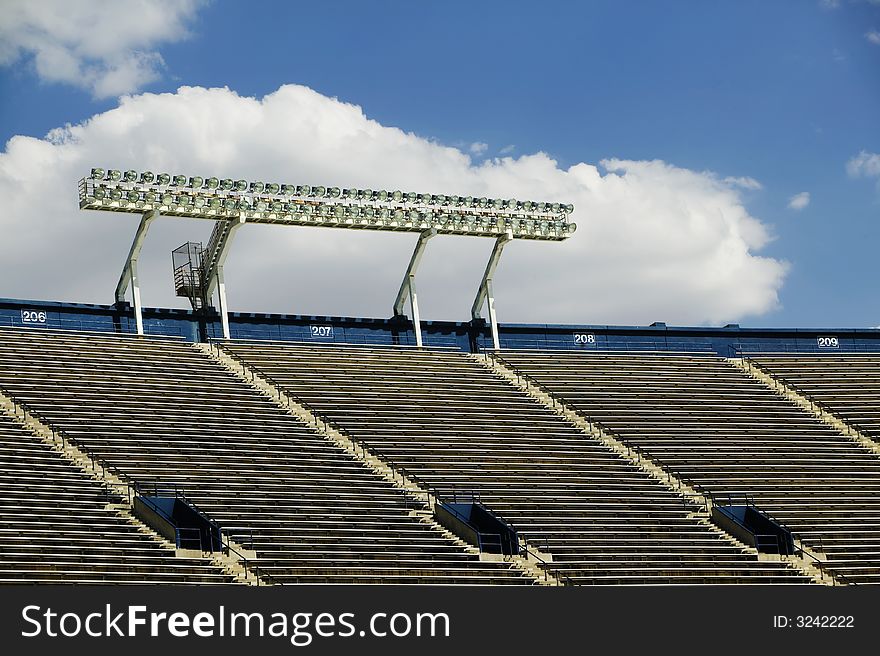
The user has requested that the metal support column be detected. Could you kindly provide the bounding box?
[471,231,513,351]
[116,209,159,335]
[204,213,246,340]
[393,228,436,347]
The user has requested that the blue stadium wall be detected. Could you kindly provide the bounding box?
[3,297,880,355]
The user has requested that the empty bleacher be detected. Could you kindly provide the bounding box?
[0,412,232,584]
[222,341,810,585]
[749,354,880,439]
[0,328,530,585]
[500,349,880,584]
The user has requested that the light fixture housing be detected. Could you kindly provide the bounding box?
[78,168,576,241]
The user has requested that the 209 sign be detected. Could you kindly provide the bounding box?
[310,325,334,339]
[817,336,839,349]
[21,310,47,324]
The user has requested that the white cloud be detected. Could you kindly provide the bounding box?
[787,192,811,210]
[469,142,488,155]
[847,150,880,182]
[867,30,880,45]
[820,0,840,8]
[0,0,206,98]
[0,84,789,326]
[723,176,763,191]
[499,145,516,155]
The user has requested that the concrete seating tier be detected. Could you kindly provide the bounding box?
[501,350,880,584]
[0,413,232,584]
[223,341,808,585]
[0,329,528,585]
[750,354,880,439]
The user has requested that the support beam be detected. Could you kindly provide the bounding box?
[115,209,159,335]
[471,231,513,351]
[204,213,246,340]
[204,213,246,300]
[215,266,231,341]
[393,228,436,347]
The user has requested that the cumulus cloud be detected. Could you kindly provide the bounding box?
[499,145,516,155]
[0,0,206,98]
[469,142,488,155]
[868,30,880,45]
[0,84,788,326]
[787,192,811,210]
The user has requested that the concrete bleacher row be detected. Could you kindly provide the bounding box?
[0,329,531,585]
[749,354,880,439]
[499,350,880,584]
[0,413,233,584]
[222,341,809,585]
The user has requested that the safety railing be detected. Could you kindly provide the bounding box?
[1,389,282,585]
[734,353,874,439]
[483,338,718,354]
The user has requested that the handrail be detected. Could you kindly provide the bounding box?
[736,353,873,438]
[0,389,285,581]
[485,352,862,585]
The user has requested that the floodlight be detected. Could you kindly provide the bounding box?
[79,166,576,242]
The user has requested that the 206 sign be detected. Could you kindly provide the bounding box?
[817,336,839,349]
[21,310,47,324]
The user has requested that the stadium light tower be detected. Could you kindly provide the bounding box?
[79,168,577,347]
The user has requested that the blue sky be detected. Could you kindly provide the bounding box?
[1,0,879,327]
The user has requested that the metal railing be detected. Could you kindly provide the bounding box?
[735,353,874,439]
[1,390,281,585]
[484,352,863,584]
